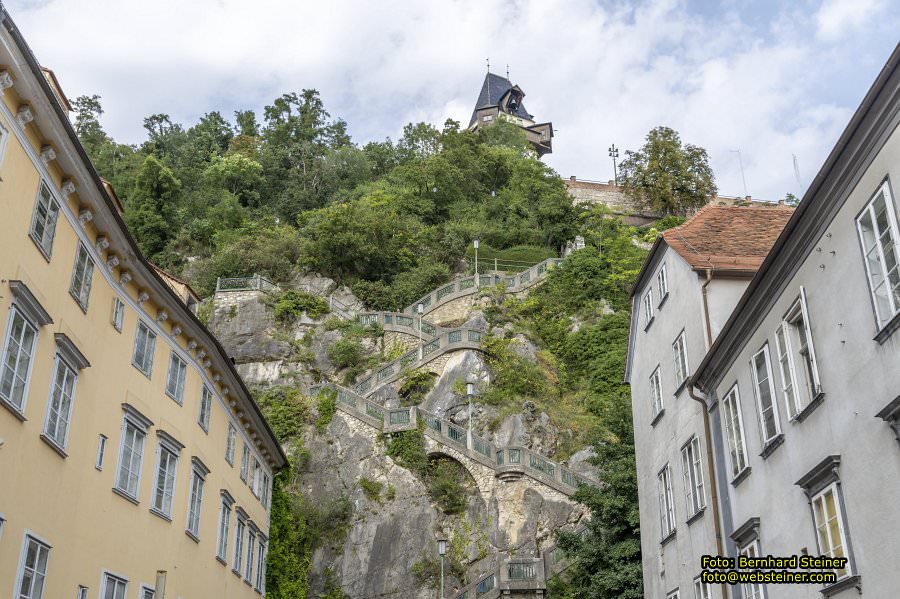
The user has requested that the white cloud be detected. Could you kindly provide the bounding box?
[816,0,885,42]
[4,0,897,200]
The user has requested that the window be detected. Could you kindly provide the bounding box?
[186,464,206,538]
[132,321,156,377]
[693,577,712,599]
[29,182,60,257]
[750,345,781,444]
[217,497,232,561]
[69,243,94,311]
[111,298,125,332]
[165,352,187,404]
[666,591,680,599]
[115,415,148,500]
[198,385,212,431]
[140,587,154,599]
[642,290,654,326]
[16,535,50,599]
[245,528,256,581]
[43,355,78,450]
[152,444,179,518]
[812,483,851,580]
[240,444,250,482]
[722,385,748,479]
[101,573,127,599]
[233,515,246,572]
[856,180,900,328]
[673,331,689,388]
[649,366,663,419]
[255,538,266,592]
[77,586,88,599]
[657,464,676,539]
[776,290,821,419]
[681,436,705,518]
[657,264,669,302]
[225,423,236,465]
[1,307,38,413]
[96,434,108,470]
[261,473,271,509]
[252,458,262,497]
[739,540,765,599]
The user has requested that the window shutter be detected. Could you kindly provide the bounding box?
[799,286,821,393]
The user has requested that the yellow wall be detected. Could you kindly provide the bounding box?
[0,75,274,598]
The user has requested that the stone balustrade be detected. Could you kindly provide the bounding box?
[357,311,447,340]
[215,274,280,293]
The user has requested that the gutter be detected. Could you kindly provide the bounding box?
[688,380,725,562]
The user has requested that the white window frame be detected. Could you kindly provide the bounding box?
[693,577,712,599]
[252,458,262,497]
[0,120,9,171]
[673,330,689,388]
[186,464,206,538]
[811,482,852,580]
[245,528,256,582]
[151,442,179,519]
[722,385,749,479]
[69,243,94,311]
[855,180,900,328]
[666,591,680,599]
[111,298,125,333]
[115,414,148,500]
[14,533,51,599]
[240,444,250,482]
[649,366,663,419]
[776,289,821,420]
[255,537,267,592]
[0,306,39,414]
[681,436,706,518]
[132,321,157,378]
[261,472,271,509]
[29,181,60,258]
[642,289,654,326]
[77,586,89,599]
[225,423,236,465]
[750,344,781,445]
[198,385,212,432]
[100,572,128,599]
[657,464,676,539]
[96,434,108,470]
[217,496,232,561]
[42,354,78,451]
[165,351,187,404]
[233,515,246,573]
[739,539,765,599]
[657,263,669,303]
[139,585,155,599]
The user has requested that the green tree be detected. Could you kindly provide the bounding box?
[203,154,265,206]
[619,126,717,215]
[124,155,182,262]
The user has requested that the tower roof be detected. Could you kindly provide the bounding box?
[470,72,533,125]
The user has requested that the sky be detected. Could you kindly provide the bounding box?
[5,0,899,201]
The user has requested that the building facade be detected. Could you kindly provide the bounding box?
[468,72,553,156]
[692,43,900,598]
[0,7,287,599]
[625,206,793,599]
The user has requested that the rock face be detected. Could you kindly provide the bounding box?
[209,282,595,598]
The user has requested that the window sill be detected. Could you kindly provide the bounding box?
[760,433,785,459]
[185,529,200,544]
[731,466,752,488]
[650,408,665,427]
[686,507,706,526]
[39,433,68,458]
[0,396,27,422]
[232,568,243,578]
[68,289,89,314]
[644,316,655,332]
[673,379,688,398]
[165,391,183,406]
[216,556,228,567]
[660,529,676,546]
[131,361,153,380]
[657,292,669,309]
[874,310,900,344]
[793,392,826,423]
[28,232,52,263]
[820,574,861,597]
[244,579,253,587]
[149,507,172,522]
[112,486,140,505]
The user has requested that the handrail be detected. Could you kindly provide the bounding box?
[215,274,280,293]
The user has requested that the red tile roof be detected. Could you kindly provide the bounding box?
[662,204,794,273]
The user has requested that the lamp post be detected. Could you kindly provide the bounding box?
[417,303,425,361]
[438,537,447,598]
[473,239,479,286]
[466,382,475,450]
[608,144,619,185]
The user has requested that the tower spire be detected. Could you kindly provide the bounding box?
[486,57,490,73]
[506,64,510,80]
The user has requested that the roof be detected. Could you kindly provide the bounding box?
[470,72,532,125]
[661,204,794,273]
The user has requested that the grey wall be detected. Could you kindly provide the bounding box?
[709,124,900,597]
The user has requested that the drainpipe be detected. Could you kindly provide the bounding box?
[701,268,714,348]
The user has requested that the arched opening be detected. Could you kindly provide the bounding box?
[425,451,479,515]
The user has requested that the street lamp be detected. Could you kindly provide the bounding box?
[466,382,475,450]
[608,144,619,185]
[473,239,479,285]
[417,303,425,361]
[438,537,448,598]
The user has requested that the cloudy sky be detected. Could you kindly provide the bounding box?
[5,0,898,200]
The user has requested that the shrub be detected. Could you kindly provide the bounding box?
[359,477,383,503]
[328,338,363,369]
[386,424,429,475]
[253,387,310,441]
[427,457,469,515]
[272,290,331,322]
[315,388,338,433]
[398,369,436,406]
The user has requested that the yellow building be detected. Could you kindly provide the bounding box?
[0,8,287,599]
